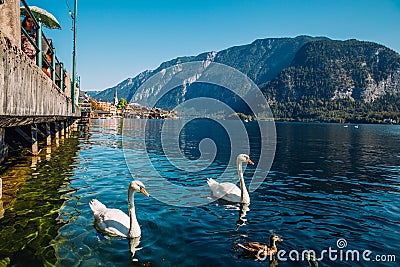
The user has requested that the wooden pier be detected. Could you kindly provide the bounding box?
[0,0,81,165]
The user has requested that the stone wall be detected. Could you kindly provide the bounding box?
[0,0,20,47]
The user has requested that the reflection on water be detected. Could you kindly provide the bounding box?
[129,236,141,261]
[0,200,4,220]
[0,135,80,266]
[236,203,250,230]
[1,120,399,266]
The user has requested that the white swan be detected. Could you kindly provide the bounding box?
[207,154,254,204]
[89,180,149,238]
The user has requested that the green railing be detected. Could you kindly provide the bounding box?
[20,0,65,92]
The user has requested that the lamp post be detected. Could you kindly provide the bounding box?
[71,0,78,113]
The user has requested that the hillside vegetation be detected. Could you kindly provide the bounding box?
[91,36,400,123]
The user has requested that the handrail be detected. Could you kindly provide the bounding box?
[20,0,39,26]
[20,25,39,57]
[20,0,66,92]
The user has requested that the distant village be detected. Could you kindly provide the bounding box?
[79,90,177,120]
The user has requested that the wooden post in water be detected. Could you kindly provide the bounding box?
[64,121,67,139]
[65,120,70,138]
[60,121,65,140]
[0,128,7,164]
[46,122,51,146]
[54,121,60,146]
[31,123,38,155]
[72,120,78,131]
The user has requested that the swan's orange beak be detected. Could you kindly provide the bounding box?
[140,188,150,197]
[247,158,254,165]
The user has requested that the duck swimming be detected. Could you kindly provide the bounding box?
[238,235,283,261]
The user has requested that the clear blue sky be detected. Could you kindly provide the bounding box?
[25,0,400,91]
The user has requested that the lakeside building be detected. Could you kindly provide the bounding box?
[80,95,177,119]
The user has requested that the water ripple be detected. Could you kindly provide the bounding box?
[3,121,397,266]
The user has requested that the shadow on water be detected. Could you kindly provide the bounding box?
[0,135,81,266]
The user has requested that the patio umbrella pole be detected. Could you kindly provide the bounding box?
[72,0,77,113]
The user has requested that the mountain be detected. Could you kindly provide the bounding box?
[92,35,325,102]
[263,39,400,102]
[261,39,400,122]
[91,35,400,123]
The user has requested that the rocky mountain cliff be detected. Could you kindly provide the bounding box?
[91,35,400,123]
[262,39,400,102]
[92,35,325,101]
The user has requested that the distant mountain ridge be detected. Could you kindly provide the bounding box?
[91,35,400,123]
[263,39,400,102]
[92,35,326,101]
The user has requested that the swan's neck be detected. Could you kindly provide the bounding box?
[128,187,141,238]
[237,159,250,203]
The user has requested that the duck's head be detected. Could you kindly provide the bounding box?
[237,154,254,165]
[270,235,283,245]
[130,180,150,196]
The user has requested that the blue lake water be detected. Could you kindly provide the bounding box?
[0,119,399,266]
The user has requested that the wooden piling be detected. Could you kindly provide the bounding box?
[31,123,38,155]
[46,122,51,146]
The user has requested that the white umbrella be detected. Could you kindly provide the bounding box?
[20,5,61,30]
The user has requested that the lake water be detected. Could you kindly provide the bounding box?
[0,119,399,266]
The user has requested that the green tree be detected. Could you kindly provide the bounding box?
[117,98,128,109]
